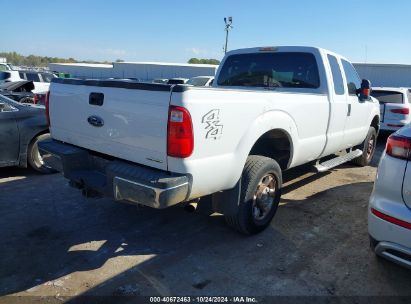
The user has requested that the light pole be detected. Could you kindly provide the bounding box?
[224,16,233,54]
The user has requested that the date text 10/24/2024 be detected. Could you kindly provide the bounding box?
[149,297,258,303]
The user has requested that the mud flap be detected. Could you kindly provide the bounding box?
[212,179,241,216]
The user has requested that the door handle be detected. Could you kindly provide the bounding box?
[347,104,351,116]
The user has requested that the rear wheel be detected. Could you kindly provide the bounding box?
[27,134,55,174]
[225,155,282,235]
[351,127,377,167]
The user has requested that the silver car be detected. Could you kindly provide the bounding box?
[369,125,411,269]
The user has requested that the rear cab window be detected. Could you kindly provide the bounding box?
[371,91,404,104]
[217,52,320,89]
[25,73,41,82]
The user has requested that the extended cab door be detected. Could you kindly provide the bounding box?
[321,54,348,155]
[341,60,370,147]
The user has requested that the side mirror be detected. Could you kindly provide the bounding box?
[358,79,371,102]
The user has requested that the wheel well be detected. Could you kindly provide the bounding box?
[29,130,49,147]
[249,129,292,170]
[25,130,49,162]
[371,115,380,134]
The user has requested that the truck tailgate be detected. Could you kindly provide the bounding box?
[49,79,172,170]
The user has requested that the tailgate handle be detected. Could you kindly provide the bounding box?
[89,92,104,106]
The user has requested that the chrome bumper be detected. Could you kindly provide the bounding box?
[38,139,190,209]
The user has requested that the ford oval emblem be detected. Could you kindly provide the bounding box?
[87,115,104,127]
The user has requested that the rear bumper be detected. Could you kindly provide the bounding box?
[38,139,190,209]
[372,238,411,270]
[380,120,410,131]
[368,204,411,269]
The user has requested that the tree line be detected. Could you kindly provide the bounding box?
[0,51,220,67]
[187,58,220,65]
[0,52,111,67]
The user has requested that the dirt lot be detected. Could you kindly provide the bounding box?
[1,135,411,302]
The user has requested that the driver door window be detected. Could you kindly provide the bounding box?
[341,60,369,146]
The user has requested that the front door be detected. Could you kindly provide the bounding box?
[0,101,19,165]
[341,60,370,147]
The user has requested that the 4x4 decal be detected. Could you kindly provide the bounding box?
[202,109,223,140]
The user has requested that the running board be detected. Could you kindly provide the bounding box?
[315,149,363,172]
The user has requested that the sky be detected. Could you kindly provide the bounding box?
[2,0,411,64]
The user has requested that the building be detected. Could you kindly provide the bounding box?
[354,63,411,88]
[48,61,218,81]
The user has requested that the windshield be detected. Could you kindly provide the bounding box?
[0,93,22,108]
[187,77,211,86]
[217,52,320,88]
[371,90,404,104]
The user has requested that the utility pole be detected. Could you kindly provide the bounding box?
[224,16,233,54]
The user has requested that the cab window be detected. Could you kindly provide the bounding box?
[217,52,320,89]
[341,60,361,96]
[25,73,41,82]
[327,55,345,95]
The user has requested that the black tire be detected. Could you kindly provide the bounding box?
[225,155,282,235]
[351,127,377,167]
[19,97,34,104]
[27,133,55,174]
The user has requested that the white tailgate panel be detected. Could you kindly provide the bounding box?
[50,83,170,170]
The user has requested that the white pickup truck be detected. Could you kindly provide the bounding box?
[39,46,380,234]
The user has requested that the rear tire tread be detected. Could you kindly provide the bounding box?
[225,155,282,235]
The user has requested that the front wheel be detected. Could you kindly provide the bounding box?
[27,134,56,174]
[225,155,282,235]
[351,127,377,167]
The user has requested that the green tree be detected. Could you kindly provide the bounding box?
[188,58,220,65]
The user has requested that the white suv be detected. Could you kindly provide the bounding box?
[0,70,56,93]
[371,88,411,132]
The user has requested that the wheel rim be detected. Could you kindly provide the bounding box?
[32,142,51,169]
[252,174,277,221]
[366,134,376,160]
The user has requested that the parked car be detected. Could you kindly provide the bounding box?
[39,46,380,234]
[18,71,56,93]
[152,78,168,84]
[0,80,46,104]
[0,94,53,173]
[186,76,214,87]
[167,78,189,84]
[0,70,56,93]
[0,71,21,83]
[0,63,13,71]
[369,127,411,269]
[371,87,411,132]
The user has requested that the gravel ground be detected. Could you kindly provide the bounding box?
[1,134,411,303]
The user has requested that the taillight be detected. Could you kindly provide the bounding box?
[390,108,409,114]
[386,135,411,160]
[33,94,38,104]
[167,105,193,158]
[45,91,50,126]
[371,208,411,230]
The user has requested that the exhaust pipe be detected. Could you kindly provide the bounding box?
[184,201,198,213]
